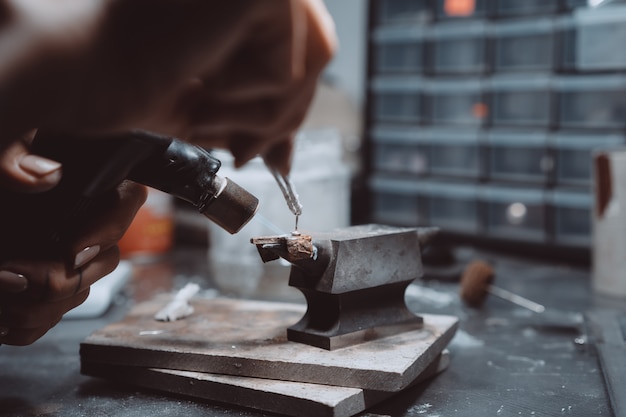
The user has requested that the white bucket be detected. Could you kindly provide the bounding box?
[592,148,626,298]
[207,129,351,299]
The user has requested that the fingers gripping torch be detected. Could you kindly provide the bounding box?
[1,131,259,261]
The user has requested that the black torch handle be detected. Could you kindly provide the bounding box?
[0,130,222,261]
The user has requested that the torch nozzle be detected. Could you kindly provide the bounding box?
[202,175,260,234]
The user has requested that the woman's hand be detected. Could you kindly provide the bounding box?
[0,0,337,175]
[0,130,62,193]
[0,131,147,346]
[0,175,147,346]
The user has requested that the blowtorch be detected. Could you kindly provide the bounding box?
[0,130,259,261]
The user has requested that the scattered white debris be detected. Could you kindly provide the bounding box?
[522,327,538,339]
[450,330,484,349]
[410,403,433,414]
[487,360,506,370]
[139,330,165,336]
[486,317,510,327]
[506,355,546,372]
[359,414,392,417]
[155,283,200,322]
[406,284,455,307]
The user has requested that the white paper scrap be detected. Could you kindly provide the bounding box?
[154,283,200,322]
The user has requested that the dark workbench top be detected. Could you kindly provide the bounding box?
[0,246,620,417]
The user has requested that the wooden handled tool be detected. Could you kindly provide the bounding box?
[460,260,545,313]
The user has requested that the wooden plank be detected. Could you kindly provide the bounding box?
[81,352,450,417]
[81,297,458,392]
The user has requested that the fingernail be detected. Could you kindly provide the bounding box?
[74,245,100,269]
[0,270,28,293]
[0,327,8,337]
[19,155,62,178]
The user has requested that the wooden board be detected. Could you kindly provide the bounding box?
[82,351,450,417]
[80,297,459,392]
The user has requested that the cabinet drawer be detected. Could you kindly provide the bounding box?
[429,22,489,75]
[372,26,426,74]
[493,18,555,72]
[556,75,626,129]
[481,186,547,242]
[427,79,487,126]
[549,190,592,248]
[487,130,550,184]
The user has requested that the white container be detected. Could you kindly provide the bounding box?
[592,148,626,298]
[493,18,556,72]
[207,129,351,299]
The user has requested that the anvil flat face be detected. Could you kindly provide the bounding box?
[291,224,424,293]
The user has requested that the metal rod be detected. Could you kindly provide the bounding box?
[270,169,303,231]
[487,285,546,313]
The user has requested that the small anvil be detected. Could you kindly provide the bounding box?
[251,224,438,350]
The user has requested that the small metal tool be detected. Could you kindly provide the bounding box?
[270,169,303,231]
[460,260,545,313]
[460,259,585,333]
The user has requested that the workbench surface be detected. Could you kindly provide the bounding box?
[0,246,619,417]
